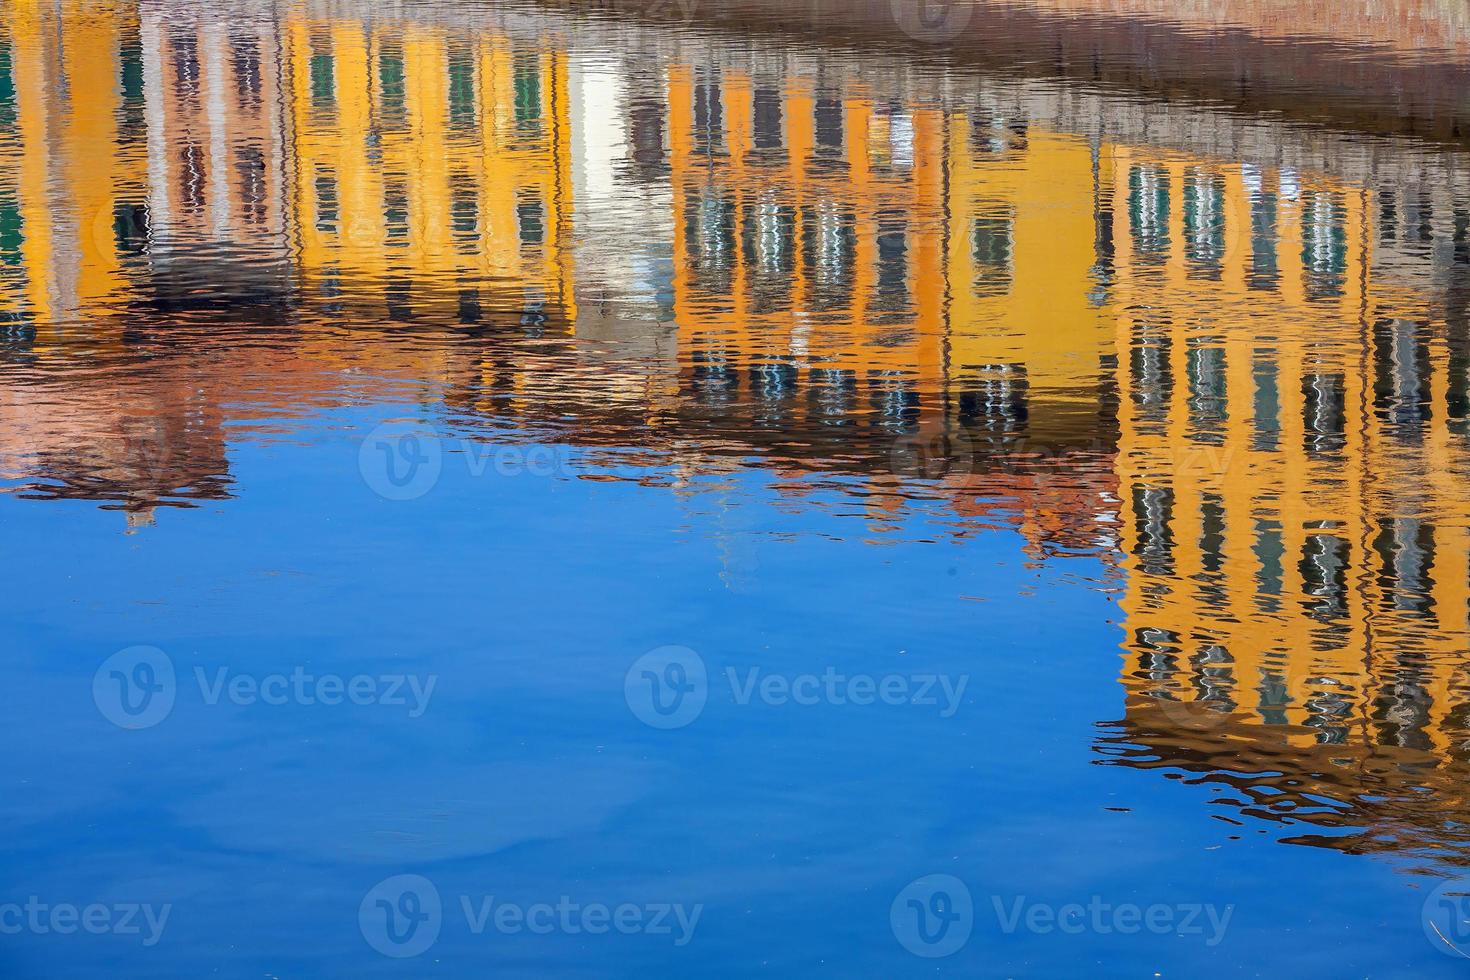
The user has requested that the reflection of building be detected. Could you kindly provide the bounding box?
[662,62,1118,455]
[1,0,1468,589]
[287,19,575,324]
[1095,149,1470,870]
[138,6,289,257]
[129,4,293,309]
[1108,153,1470,737]
[946,117,1117,447]
[0,0,145,325]
[0,360,232,527]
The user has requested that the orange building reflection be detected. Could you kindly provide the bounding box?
[2,1,1470,863]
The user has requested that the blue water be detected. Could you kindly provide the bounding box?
[0,402,1452,976]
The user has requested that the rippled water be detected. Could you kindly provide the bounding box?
[3,0,1470,975]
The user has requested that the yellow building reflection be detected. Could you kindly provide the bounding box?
[286,19,575,324]
[2,3,1470,842]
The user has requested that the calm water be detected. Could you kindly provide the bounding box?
[3,0,1470,975]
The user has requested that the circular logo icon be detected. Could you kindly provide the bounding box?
[891,874,973,958]
[625,646,708,730]
[359,420,443,501]
[890,0,974,44]
[1152,692,1235,733]
[890,423,974,480]
[120,416,170,486]
[1423,879,1470,958]
[93,646,176,730]
[360,874,442,958]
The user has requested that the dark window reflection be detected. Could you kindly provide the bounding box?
[1132,485,1176,577]
[384,177,409,246]
[1246,167,1278,290]
[802,202,855,313]
[868,371,919,433]
[751,86,783,153]
[1186,341,1226,445]
[448,48,477,132]
[1253,517,1284,613]
[1300,532,1349,623]
[692,72,723,156]
[237,146,267,225]
[513,53,543,136]
[379,44,407,131]
[1251,351,1279,452]
[313,169,338,234]
[1302,191,1347,300]
[1183,169,1225,279]
[812,96,844,171]
[180,143,205,213]
[1374,518,1436,618]
[309,39,335,109]
[231,36,261,107]
[957,363,1028,435]
[171,29,200,102]
[972,208,1013,299]
[1372,317,1431,438]
[808,367,856,423]
[1128,164,1170,260]
[517,191,546,248]
[872,210,910,319]
[1129,318,1172,429]
[1302,371,1346,456]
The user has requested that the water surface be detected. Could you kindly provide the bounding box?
[2,0,1470,975]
